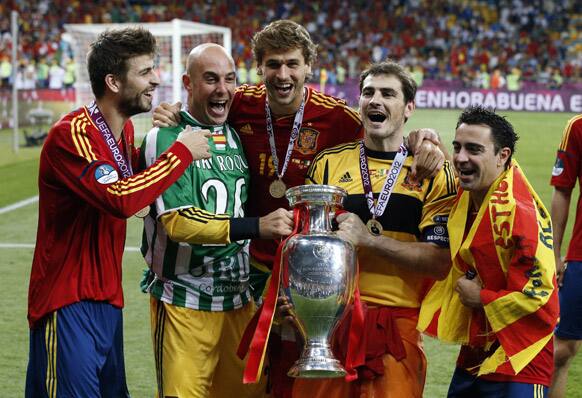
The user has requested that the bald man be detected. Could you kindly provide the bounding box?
[139,43,292,398]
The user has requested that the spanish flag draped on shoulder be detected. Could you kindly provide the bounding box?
[418,161,559,376]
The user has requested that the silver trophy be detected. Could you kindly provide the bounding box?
[282,184,356,378]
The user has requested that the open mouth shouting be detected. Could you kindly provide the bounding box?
[456,166,477,183]
[368,111,387,124]
[209,99,227,113]
[273,82,294,97]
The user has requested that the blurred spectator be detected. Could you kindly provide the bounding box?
[319,66,328,93]
[0,0,580,90]
[478,66,490,89]
[48,58,64,89]
[0,55,11,87]
[336,62,346,85]
[490,68,505,90]
[410,65,424,88]
[63,58,75,89]
[550,67,564,90]
[237,61,248,84]
[249,61,260,85]
[506,67,522,91]
[36,57,49,88]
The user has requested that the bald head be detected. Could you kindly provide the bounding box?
[186,43,234,77]
[182,43,236,125]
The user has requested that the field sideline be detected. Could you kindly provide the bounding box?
[1,108,581,397]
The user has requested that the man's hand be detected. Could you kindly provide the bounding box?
[177,126,211,160]
[407,128,441,152]
[407,128,445,181]
[153,101,182,127]
[556,254,567,288]
[336,212,375,248]
[259,208,294,239]
[276,293,295,326]
[411,140,445,181]
[455,275,483,308]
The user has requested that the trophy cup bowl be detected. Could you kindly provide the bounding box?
[282,185,356,378]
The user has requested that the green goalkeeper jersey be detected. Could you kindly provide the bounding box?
[140,111,251,311]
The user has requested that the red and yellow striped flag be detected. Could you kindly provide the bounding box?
[418,161,559,376]
[212,134,226,151]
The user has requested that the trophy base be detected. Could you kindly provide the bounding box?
[287,343,346,378]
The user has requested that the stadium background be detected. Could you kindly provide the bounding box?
[0,0,581,396]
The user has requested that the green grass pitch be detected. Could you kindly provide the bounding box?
[0,108,580,396]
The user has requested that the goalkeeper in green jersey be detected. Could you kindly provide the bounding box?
[140,43,293,398]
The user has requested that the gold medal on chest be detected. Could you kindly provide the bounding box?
[269,178,287,198]
[366,218,383,236]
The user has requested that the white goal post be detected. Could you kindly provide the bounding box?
[64,19,232,135]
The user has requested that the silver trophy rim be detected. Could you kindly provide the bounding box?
[285,184,347,207]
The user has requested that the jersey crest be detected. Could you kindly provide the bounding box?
[295,127,320,155]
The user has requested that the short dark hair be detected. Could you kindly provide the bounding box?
[87,27,157,98]
[359,61,417,104]
[252,20,318,65]
[456,105,519,168]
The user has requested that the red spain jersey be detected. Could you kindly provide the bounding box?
[28,106,193,328]
[229,84,363,268]
[550,114,582,261]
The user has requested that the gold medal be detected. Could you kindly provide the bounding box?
[269,179,287,198]
[134,206,150,218]
[366,219,383,236]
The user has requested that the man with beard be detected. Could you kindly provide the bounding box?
[291,61,456,398]
[419,106,558,397]
[140,43,293,398]
[25,28,212,398]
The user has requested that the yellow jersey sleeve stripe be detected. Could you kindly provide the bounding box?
[78,118,97,161]
[110,153,180,188]
[106,156,181,196]
[70,115,96,162]
[181,207,230,220]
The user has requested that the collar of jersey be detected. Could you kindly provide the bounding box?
[180,110,227,130]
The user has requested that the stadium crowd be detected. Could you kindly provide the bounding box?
[0,0,580,91]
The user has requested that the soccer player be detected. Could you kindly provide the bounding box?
[549,114,582,398]
[153,21,444,396]
[290,61,456,398]
[25,28,212,398]
[419,106,559,397]
[140,43,293,398]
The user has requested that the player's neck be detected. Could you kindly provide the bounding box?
[364,132,403,152]
[470,193,485,212]
[95,98,127,140]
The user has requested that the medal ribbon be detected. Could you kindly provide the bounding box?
[237,206,305,383]
[87,101,133,178]
[265,90,306,181]
[358,141,407,220]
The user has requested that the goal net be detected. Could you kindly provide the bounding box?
[64,19,231,137]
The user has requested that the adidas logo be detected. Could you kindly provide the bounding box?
[240,123,253,135]
[338,171,352,183]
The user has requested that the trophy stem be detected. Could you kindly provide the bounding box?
[287,339,346,378]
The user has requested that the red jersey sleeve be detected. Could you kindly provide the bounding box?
[550,115,582,189]
[44,112,193,219]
